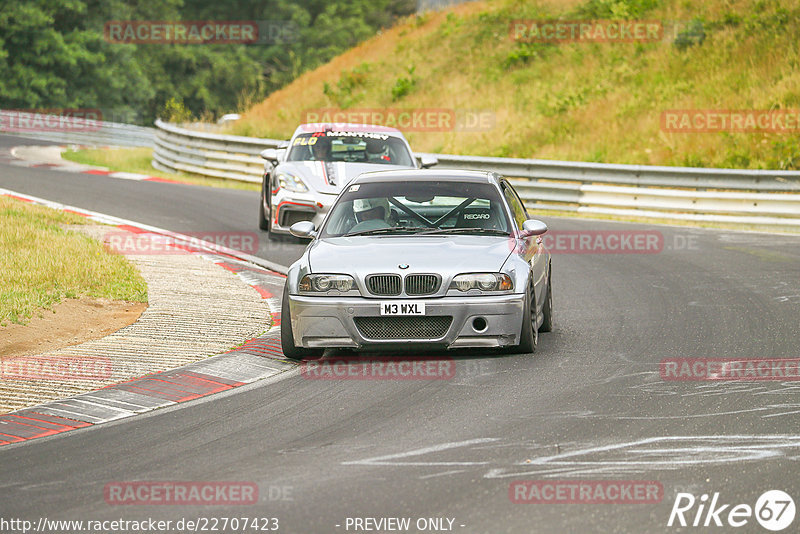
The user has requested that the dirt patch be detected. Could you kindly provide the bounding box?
[0,297,147,358]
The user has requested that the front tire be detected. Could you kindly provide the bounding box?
[280,284,323,360]
[510,284,538,354]
[539,264,553,333]
[258,186,270,231]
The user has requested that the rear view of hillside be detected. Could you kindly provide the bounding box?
[232,0,800,170]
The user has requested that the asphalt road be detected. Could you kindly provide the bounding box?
[2,133,800,533]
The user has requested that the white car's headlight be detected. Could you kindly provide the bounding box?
[299,274,355,293]
[277,171,308,193]
[450,273,513,292]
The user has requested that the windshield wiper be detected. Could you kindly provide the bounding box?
[344,226,432,237]
[418,227,510,236]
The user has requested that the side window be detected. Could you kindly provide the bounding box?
[502,181,528,229]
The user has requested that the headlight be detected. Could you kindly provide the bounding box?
[299,274,355,293]
[450,273,513,292]
[277,171,308,193]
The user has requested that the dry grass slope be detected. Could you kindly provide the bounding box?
[231,0,800,170]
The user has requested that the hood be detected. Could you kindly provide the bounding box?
[278,161,415,195]
[308,236,513,276]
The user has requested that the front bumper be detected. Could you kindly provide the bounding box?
[270,190,337,234]
[288,294,525,349]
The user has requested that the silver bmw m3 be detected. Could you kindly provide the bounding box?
[280,169,553,359]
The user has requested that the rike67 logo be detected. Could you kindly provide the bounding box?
[668,490,795,531]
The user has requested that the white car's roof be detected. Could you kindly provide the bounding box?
[293,123,406,138]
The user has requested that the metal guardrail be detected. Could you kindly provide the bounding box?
[152,120,281,183]
[0,110,155,147]
[153,120,800,226]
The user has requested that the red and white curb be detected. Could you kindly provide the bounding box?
[0,188,293,447]
[5,144,189,184]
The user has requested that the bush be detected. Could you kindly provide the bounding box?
[159,97,193,123]
[674,19,706,50]
[391,65,417,101]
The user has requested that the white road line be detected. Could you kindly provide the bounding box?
[484,435,800,478]
[342,438,499,466]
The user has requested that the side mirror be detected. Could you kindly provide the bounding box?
[419,154,438,168]
[260,148,287,164]
[260,148,278,163]
[290,221,317,239]
[521,219,548,236]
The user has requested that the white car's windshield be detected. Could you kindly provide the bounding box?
[321,180,511,237]
[286,131,415,166]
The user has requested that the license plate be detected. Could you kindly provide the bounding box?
[380,301,425,315]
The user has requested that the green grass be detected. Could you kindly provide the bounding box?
[62,147,260,191]
[231,0,800,171]
[0,197,148,326]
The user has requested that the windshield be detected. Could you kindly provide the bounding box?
[286,131,415,166]
[320,180,511,238]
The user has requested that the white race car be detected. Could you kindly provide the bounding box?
[258,122,437,239]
